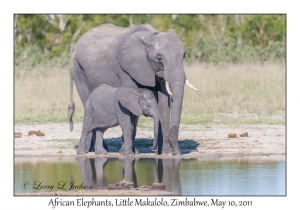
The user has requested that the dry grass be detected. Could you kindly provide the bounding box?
[15,66,84,123]
[182,63,285,124]
[14,63,285,125]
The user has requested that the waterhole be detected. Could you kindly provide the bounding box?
[15,156,285,195]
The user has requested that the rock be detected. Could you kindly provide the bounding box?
[36,130,45,136]
[28,130,45,136]
[14,132,22,138]
[99,180,166,191]
[228,133,237,138]
[140,182,165,190]
[118,180,134,188]
[152,182,166,189]
[240,132,248,137]
[28,131,36,136]
[99,180,134,190]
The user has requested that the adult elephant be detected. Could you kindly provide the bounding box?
[69,24,197,155]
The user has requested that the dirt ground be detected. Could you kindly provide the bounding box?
[14,122,285,158]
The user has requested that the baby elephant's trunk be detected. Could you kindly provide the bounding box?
[68,102,75,131]
[149,113,159,150]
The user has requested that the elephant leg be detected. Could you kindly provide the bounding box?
[131,115,139,154]
[156,90,172,155]
[119,117,134,156]
[71,55,98,152]
[94,128,108,155]
[77,131,92,154]
[119,135,125,154]
[120,130,134,156]
[89,130,108,152]
[88,129,95,152]
[119,116,138,154]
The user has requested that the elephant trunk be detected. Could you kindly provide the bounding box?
[169,83,184,155]
[149,110,159,150]
[166,67,185,155]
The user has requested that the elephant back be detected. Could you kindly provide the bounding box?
[76,24,156,55]
[73,24,157,89]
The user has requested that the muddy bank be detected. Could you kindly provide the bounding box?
[14,122,285,159]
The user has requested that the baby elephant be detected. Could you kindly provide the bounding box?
[77,84,159,156]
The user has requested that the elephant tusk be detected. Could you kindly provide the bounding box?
[165,81,173,96]
[186,79,199,92]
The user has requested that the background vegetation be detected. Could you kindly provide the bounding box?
[15,14,285,69]
[14,14,286,125]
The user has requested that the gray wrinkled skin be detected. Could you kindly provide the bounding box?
[76,85,159,156]
[69,24,186,155]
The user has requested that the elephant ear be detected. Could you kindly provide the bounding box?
[116,31,157,87]
[117,86,143,116]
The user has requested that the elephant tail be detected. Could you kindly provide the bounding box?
[68,73,76,131]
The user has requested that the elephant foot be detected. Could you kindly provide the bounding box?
[125,152,134,156]
[160,142,173,155]
[119,149,134,156]
[95,147,108,155]
[119,145,136,155]
[77,142,89,154]
[171,143,181,155]
[77,147,89,154]
[172,150,181,155]
[155,144,172,155]
[119,144,125,154]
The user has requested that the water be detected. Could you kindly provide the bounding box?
[14,156,285,195]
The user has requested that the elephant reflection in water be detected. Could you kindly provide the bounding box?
[152,159,181,195]
[76,157,181,194]
[76,157,137,189]
[76,157,109,189]
[121,158,137,186]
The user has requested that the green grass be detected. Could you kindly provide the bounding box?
[15,62,285,125]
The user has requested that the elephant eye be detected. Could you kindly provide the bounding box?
[147,103,150,107]
[157,56,162,62]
